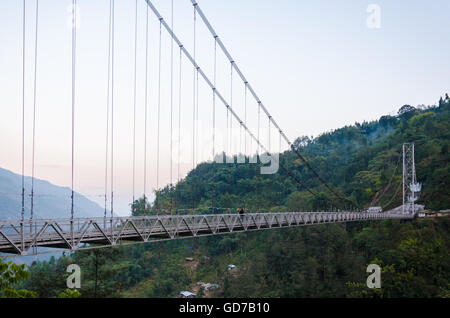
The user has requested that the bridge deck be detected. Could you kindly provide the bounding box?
[0,212,412,256]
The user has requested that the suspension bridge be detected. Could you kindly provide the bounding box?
[0,212,410,256]
[0,0,416,256]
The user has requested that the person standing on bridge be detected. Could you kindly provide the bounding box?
[239,208,245,221]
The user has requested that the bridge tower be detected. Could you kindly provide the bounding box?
[402,143,421,214]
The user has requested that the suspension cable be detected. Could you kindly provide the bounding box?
[71,0,77,221]
[239,83,243,155]
[268,116,271,154]
[31,0,39,221]
[257,102,260,155]
[21,0,26,223]
[192,6,196,170]
[191,5,197,209]
[104,0,112,218]
[110,0,115,218]
[372,156,401,206]
[143,0,315,196]
[156,19,162,192]
[240,121,242,155]
[249,89,252,157]
[196,63,199,165]
[170,0,174,189]
[244,82,248,157]
[194,0,199,167]
[382,179,402,210]
[132,0,138,204]
[213,38,217,161]
[230,62,233,155]
[178,47,182,182]
[190,0,350,208]
[279,130,282,154]
[212,37,217,212]
[226,106,229,156]
[143,4,149,200]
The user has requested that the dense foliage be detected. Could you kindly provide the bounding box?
[18,218,450,298]
[0,258,35,298]
[8,96,450,298]
[147,96,449,213]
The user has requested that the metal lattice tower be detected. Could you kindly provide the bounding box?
[402,143,421,214]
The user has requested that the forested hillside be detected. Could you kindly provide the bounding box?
[4,95,449,298]
[18,217,450,298]
[147,95,450,213]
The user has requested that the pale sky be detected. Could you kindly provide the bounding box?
[1,0,449,216]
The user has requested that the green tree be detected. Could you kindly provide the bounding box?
[0,258,36,298]
[58,288,81,298]
[131,196,152,216]
[197,286,205,298]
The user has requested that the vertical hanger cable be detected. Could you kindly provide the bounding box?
[21,0,26,224]
[110,0,115,218]
[104,0,112,218]
[156,20,162,192]
[71,0,77,222]
[31,0,39,222]
[143,4,149,201]
[178,47,182,182]
[170,0,174,189]
[132,0,138,204]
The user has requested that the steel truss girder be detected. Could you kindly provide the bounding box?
[0,212,411,256]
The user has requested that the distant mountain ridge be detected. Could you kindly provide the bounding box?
[0,167,105,220]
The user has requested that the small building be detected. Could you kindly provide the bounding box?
[185,257,194,262]
[228,264,236,270]
[180,291,196,298]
